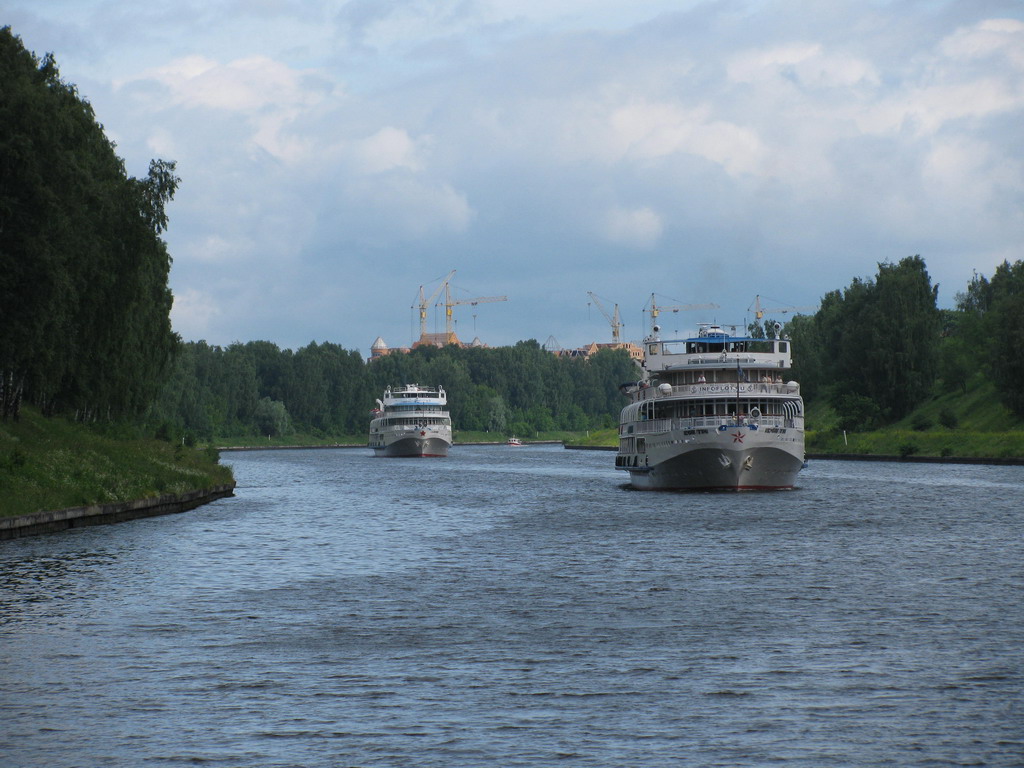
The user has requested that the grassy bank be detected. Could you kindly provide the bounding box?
[454,429,584,444]
[563,379,1024,461]
[807,428,1024,459]
[215,429,591,448]
[1,408,234,519]
[806,380,1024,459]
[214,432,365,448]
[565,424,1024,459]
[565,428,619,448]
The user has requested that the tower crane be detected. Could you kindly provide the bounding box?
[645,294,719,332]
[748,295,817,320]
[587,292,624,344]
[443,281,507,338]
[414,270,456,338]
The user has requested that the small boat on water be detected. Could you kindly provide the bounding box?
[507,436,523,446]
[616,321,805,490]
[369,384,452,457]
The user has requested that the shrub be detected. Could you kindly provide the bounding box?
[2,449,27,472]
[834,393,883,431]
[898,441,919,457]
[911,413,932,431]
[938,408,958,429]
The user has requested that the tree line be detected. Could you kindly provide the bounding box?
[154,252,1024,443]
[0,27,180,421]
[145,340,640,441]
[784,254,1024,430]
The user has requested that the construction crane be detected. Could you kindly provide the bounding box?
[443,281,507,338]
[587,292,624,344]
[645,294,719,331]
[414,270,456,338]
[749,295,817,320]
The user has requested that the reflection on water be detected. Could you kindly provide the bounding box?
[1,446,1023,767]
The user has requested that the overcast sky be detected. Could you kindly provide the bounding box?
[7,0,1024,353]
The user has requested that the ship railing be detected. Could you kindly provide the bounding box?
[623,415,802,435]
[636,382,799,399]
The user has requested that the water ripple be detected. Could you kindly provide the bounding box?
[1,447,1022,766]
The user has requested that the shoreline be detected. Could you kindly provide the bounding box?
[804,452,1024,466]
[566,444,1024,465]
[220,442,1024,466]
[218,440,564,451]
[7,446,1020,540]
[0,483,237,541]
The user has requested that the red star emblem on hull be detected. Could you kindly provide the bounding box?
[731,431,744,443]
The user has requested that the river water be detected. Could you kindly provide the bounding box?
[1,445,1022,767]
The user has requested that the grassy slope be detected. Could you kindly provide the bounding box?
[1,408,234,519]
[806,378,1024,458]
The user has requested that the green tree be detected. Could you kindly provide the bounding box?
[802,256,940,423]
[0,27,179,421]
[983,261,1024,416]
[255,397,292,437]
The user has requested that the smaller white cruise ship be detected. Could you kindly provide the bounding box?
[369,384,453,457]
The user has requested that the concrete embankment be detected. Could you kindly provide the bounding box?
[565,444,1024,465]
[806,453,1024,466]
[0,483,237,540]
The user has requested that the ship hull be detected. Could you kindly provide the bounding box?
[619,427,803,491]
[373,434,451,458]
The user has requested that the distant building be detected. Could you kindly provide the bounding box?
[370,334,637,361]
[369,336,410,361]
[370,332,488,360]
[553,341,643,362]
[412,331,462,349]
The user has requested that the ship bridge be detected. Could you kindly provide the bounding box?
[642,326,793,374]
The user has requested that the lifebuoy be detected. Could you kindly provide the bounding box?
[750,407,761,418]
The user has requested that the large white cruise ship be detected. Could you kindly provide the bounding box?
[369,384,452,457]
[616,323,805,490]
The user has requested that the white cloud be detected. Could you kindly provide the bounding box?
[727,43,879,89]
[339,175,474,240]
[190,234,251,264]
[117,54,335,163]
[561,99,766,178]
[923,137,1022,224]
[354,127,427,174]
[859,79,1024,137]
[724,41,884,92]
[856,18,1024,138]
[9,0,1023,349]
[127,54,325,112]
[171,288,221,339]
[940,17,1024,67]
[602,206,663,249]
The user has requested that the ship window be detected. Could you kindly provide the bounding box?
[779,341,787,352]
